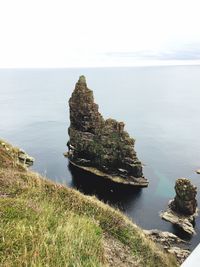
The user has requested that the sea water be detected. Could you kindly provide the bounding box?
[0,66,200,249]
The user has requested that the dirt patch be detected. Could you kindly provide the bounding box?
[103,234,140,267]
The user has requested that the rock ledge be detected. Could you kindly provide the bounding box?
[144,229,190,264]
[160,178,198,235]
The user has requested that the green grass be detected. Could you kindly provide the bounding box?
[0,198,103,267]
[0,140,178,267]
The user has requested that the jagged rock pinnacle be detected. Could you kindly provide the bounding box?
[78,75,86,84]
[67,76,148,187]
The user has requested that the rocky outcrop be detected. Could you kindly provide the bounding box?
[144,229,190,265]
[66,76,148,187]
[196,169,200,174]
[18,149,34,167]
[160,178,198,235]
[0,140,34,169]
[172,178,197,215]
[161,207,196,235]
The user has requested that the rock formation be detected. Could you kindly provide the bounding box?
[18,149,34,167]
[0,140,34,169]
[160,178,198,235]
[196,169,200,174]
[144,229,190,264]
[66,76,148,187]
[172,178,197,215]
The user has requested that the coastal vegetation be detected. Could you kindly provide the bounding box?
[0,139,178,266]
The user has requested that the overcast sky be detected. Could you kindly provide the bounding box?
[0,0,200,67]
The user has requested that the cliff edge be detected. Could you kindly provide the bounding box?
[0,139,178,266]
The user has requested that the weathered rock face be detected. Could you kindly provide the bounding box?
[69,75,104,134]
[18,149,34,167]
[144,229,190,265]
[67,76,148,187]
[172,178,197,215]
[160,178,198,235]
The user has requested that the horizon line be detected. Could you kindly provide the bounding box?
[0,60,200,69]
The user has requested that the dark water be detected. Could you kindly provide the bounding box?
[0,66,200,250]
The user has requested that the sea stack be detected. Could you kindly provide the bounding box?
[66,76,148,187]
[161,178,198,235]
[172,178,197,215]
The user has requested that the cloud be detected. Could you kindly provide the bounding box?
[0,0,200,67]
[105,44,200,61]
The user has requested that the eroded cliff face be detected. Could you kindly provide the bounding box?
[67,76,148,186]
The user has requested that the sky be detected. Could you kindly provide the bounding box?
[0,0,200,67]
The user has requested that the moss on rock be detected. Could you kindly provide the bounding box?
[67,76,148,186]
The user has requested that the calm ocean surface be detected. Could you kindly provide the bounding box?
[0,66,200,250]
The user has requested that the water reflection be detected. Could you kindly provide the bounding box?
[68,162,143,211]
[68,162,196,249]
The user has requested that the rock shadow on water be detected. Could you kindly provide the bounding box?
[171,224,194,243]
[68,162,143,210]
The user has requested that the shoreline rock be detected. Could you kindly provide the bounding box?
[160,203,196,235]
[66,76,148,187]
[0,140,34,169]
[18,149,34,167]
[144,229,190,264]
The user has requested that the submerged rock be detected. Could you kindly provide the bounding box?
[67,76,148,187]
[144,229,190,264]
[160,178,198,235]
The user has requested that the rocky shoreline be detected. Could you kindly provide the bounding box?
[144,229,190,264]
[160,205,196,235]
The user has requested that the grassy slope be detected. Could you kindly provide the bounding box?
[0,140,178,267]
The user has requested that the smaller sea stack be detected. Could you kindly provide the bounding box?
[161,178,198,235]
[66,76,148,187]
[172,178,197,215]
